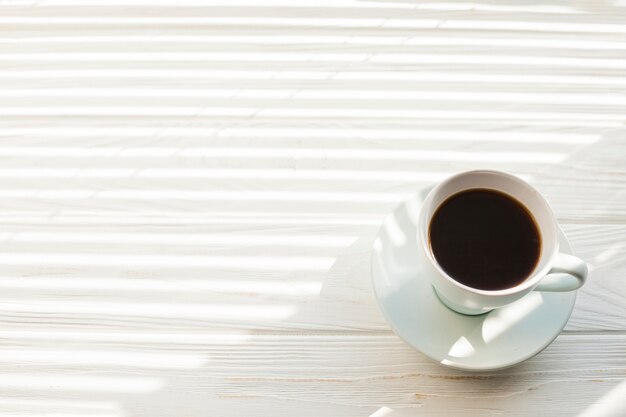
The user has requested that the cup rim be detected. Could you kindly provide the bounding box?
[419,170,559,296]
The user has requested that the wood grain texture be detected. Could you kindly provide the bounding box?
[0,1,625,416]
[0,334,624,417]
[0,224,622,332]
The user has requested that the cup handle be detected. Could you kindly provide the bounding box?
[534,253,588,292]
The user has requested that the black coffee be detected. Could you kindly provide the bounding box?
[428,189,540,291]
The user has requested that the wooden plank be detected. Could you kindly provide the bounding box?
[0,223,622,332]
[5,0,624,19]
[566,224,626,331]
[0,333,623,416]
[0,120,621,221]
[1,4,626,24]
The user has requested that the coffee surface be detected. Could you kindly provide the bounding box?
[429,189,541,291]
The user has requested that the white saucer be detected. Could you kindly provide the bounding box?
[371,187,577,371]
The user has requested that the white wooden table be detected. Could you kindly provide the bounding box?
[0,1,625,416]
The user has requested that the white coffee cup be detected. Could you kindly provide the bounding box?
[418,170,588,316]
